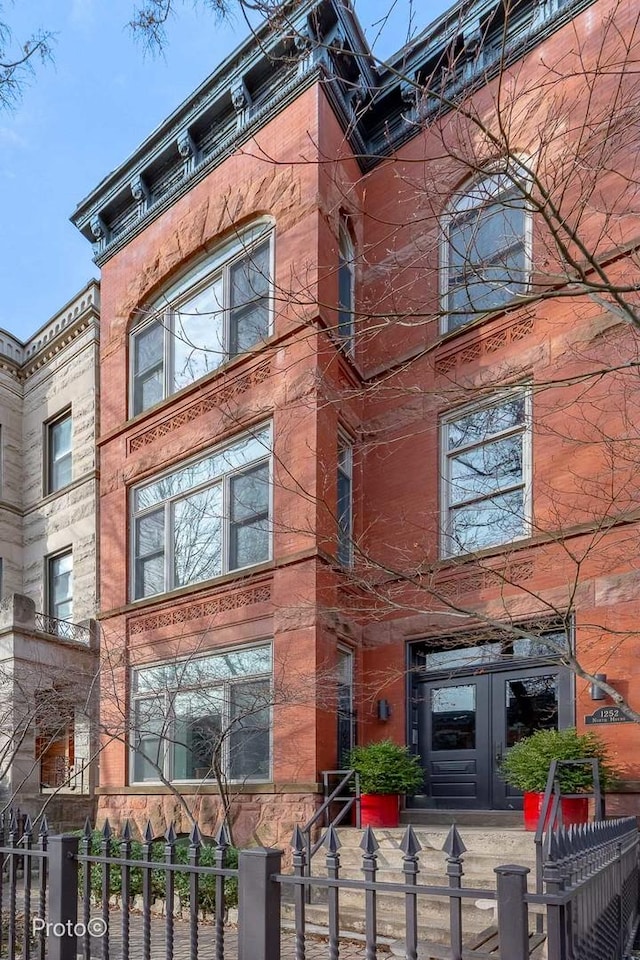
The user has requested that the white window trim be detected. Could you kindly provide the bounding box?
[439,388,532,558]
[129,219,275,417]
[337,432,354,567]
[338,219,356,352]
[129,423,273,601]
[129,641,273,785]
[45,409,73,495]
[46,547,74,622]
[439,166,533,334]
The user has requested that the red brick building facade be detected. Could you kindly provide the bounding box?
[73,0,640,843]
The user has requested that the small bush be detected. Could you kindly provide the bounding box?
[77,831,238,913]
[500,728,616,794]
[348,740,424,795]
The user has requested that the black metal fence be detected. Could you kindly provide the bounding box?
[0,813,637,960]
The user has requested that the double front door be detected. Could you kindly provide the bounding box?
[416,666,572,809]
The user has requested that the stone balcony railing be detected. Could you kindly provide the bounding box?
[22,280,99,362]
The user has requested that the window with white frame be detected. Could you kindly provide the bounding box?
[441,392,530,556]
[48,550,73,621]
[46,411,72,494]
[338,219,355,346]
[337,436,353,566]
[442,171,530,332]
[130,644,272,783]
[131,425,272,600]
[131,223,273,415]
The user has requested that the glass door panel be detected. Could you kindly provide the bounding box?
[419,677,490,809]
[505,675,558,746]
[492,666,571,809]
[414,665,572,810]
[431,684,477,750]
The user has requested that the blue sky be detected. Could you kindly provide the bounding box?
[0,0,450,340]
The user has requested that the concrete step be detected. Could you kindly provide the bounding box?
[329,826,536,858]
[324,865,533,889]
[300,825,540,941]
[401,809,524,828]
[282,898,499,944]
[313,844,536,867]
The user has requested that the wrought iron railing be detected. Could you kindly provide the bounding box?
[542,817,639,960]
[40,756,88,792]
[0,810,636,960]
[299,769,360,902]
[33,611,92,645]
[534,756,604,913]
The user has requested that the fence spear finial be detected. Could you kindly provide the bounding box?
[215,821,230,848]
[190,822,202,847]
[400,824,422,857]
[442,824,466,859]
[323,824,341,855]
[291,824,305,854]
[360,825,379,857]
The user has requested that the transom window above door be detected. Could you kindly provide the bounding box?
[415,625,570,674]
[131,222,273,415]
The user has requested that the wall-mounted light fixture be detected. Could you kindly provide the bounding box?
[377,699,392,721]
[591,673,607,701]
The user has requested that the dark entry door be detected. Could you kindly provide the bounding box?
[418,666,572,809]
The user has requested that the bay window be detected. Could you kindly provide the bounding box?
[131,644,272,783]
[132,425,271,599]
[442,171,530,331]
[441,392,530,555]
[131,223,273,415]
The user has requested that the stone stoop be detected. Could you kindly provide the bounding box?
[281,826,539,945]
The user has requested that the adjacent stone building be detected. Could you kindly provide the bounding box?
[0,282,99,825]
[71,0,640,843]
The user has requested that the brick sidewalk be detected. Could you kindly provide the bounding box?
[80,913,391,959]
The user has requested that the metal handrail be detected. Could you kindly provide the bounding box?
[299,769,360,902]
[534,757,604,925]
[33,611,92,645]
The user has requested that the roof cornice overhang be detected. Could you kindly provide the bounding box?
[71,0,598,264]
[71,0,376,266]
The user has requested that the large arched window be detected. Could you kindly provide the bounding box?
[441,170,531,332]
[131,221,273,415]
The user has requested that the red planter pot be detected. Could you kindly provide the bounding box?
[360,793,400,828]
[523,791,590,832]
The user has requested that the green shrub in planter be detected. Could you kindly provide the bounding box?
[500,728,615,794]
[348,740,424,795]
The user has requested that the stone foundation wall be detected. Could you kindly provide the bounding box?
[18,794,97,833]
[599,791,640,820]
[97,791,322,854]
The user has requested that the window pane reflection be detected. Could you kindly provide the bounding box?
[505,675,558,747]
[431,685,476,750]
